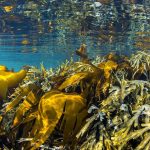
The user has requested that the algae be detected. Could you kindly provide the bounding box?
[0,47,149,150]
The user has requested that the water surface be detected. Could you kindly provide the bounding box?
[0,0,150,70]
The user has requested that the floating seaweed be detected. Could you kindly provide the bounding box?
[0,47,149,150]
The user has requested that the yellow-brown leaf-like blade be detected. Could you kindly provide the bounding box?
[0,69,26,99]
[12,100,32,128]
[98,61,118,71]
[98,60,118,79]
[58,72,89,90]
[6,70,27,88]
[5,94,23,113]
[3,85,34,114]
[12,91,38,128]
[0,66,7,71]
[25,91,87,150]
[0,115,2,123]
[104,139,114,150]
[0,78,8,99]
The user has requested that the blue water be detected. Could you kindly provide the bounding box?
[0,0,150,70]
[0,33,76,70]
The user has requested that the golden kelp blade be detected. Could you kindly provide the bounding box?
[0,69,26,99]
[12,91,39,128]
[5,94,24,113]
[0,78,8,100]
[96,60,117,96]
[12,100,32,127]
[22,110,38,124]
[104,139,114,150]
[0,66,7,71]
[98,60,118,79]
[4,85,35,113]
[61,101,87,143]
[6,70,27,88]
[0,115,2,123]
[58,72,89,90]
[25,91,87,150]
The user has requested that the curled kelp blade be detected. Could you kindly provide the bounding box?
[24,91,87,150]
[0,65,8,71]
[4,70,27,88]
[0,69,27,99]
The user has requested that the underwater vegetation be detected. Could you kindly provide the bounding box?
[0,45,149,150]
[0,67,26,100]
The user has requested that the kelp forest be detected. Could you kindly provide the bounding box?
[0,45,149,149]
[0,0,150,150]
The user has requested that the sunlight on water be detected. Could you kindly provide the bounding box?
[0,0,150,70]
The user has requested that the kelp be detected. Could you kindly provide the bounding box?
[23,91,87,150]
[0,48,149,150]
[0,68,27,100]
[130,51,150,79]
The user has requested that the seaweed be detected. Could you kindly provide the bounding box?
[0,48,149,150]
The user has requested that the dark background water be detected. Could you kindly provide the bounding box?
[0,0,150,70]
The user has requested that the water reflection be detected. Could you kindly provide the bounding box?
[0,0,149,70]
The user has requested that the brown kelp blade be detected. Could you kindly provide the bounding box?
[58,72,89,90]
[24,91,87,150]
[12,91,39,128]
